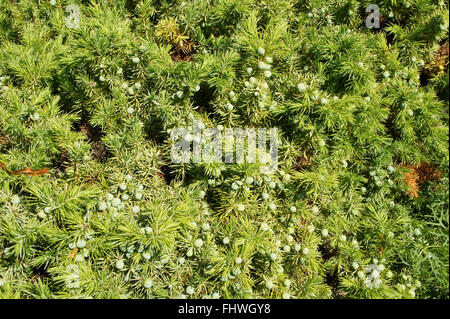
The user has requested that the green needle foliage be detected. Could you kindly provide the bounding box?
[0,0,448,299]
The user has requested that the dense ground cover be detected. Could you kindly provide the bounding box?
[0,0,448,299]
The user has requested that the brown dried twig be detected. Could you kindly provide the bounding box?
[0,161,49,176]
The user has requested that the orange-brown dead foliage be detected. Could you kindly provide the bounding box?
[401,162,442,198]
[170,39,195,62]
